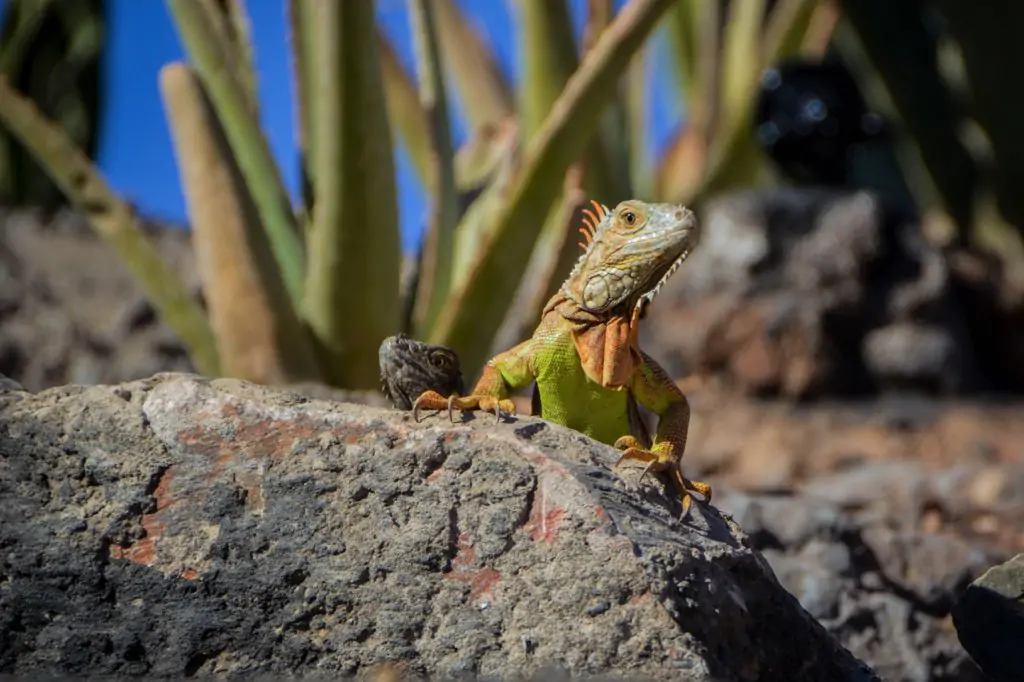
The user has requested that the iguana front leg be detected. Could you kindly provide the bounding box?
[413,340,535,423]
[614,349,711,518]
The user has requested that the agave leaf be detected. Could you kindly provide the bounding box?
[662,0,701,108]
[517,0,578,142]
[800,1,841,56]
[377,28,432,190]
[287,0,315,209]
[408,0,460,337]
[205,0,259,117]
[844,0,979,233]
[453,117,519,194]
[0,0,57,74]
[450,134,520,288]
[1,0,106,211]
[300,0,400,389]
[160,62,318,385]
[662,0,720,174]
[492,0,625,350]
[718,0,765,137]
[624,44,651,198]
[655,125,707,202]
[431,0,679,378]
[0,75,220,376]
[764,0,821,62]
[434,0,514,130]
[586,0,634,202]
[167,0,305,307]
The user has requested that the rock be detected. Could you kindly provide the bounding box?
[862,323,961,393]
[713,481,1006,682]
[0,371,24,392]
[0,208,197,392]
[953,553,1024,682]
[0,372,880,681]
[647,187,983,398]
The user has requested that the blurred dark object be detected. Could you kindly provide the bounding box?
[754,58,886,187]
[754,57,919,224]
[0,0,106,212]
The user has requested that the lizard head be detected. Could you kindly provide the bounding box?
[562,199,699,316]
[378,333,465,410]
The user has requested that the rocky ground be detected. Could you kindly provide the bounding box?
[2,194,1023,680]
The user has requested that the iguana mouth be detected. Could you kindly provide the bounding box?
[635,246,692,314]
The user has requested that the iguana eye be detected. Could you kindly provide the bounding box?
[623,211,636,225]
[430,352,453,370]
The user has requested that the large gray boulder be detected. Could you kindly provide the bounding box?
[0,372,880,681]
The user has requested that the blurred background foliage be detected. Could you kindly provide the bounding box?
[0,0,106,211]
[1,0,1023,390]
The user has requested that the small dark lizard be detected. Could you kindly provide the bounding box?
[378,333,464,410]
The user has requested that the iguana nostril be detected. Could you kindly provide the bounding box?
[674,210,684,221]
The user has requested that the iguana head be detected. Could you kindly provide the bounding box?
[561,199,699,317]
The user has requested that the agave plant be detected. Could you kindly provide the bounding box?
[0,0,107,212]
[0,0,833,389]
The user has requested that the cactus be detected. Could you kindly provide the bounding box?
[0,0,852,386]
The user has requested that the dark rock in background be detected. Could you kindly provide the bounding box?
[0,207,198,390]
[952,552,1024,682]
[648,187,1024,398]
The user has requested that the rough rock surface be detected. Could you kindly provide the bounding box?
[718,482,1001,682]
[0,373,879,681]
[952,553,1024,682]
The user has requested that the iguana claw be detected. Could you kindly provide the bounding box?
[413,389,516,424]
[613,435,712,518]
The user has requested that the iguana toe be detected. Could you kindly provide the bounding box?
[613,440,711,518]
[413,390,515,424]
[412,390,451,422]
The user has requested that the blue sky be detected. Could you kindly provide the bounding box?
[91,0,681,253]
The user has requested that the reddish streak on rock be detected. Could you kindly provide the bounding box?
[110,466,176,567]
[523,486,565,544]
[426,468,445,483]
[445,533,502,600]
[628,592,652,606]
[592,505,611,526]
[113,399,384,576]
[176,402,375,484]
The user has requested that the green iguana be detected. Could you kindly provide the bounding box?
[413,199,711,516]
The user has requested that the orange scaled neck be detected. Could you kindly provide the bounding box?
[541,292,643,390]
